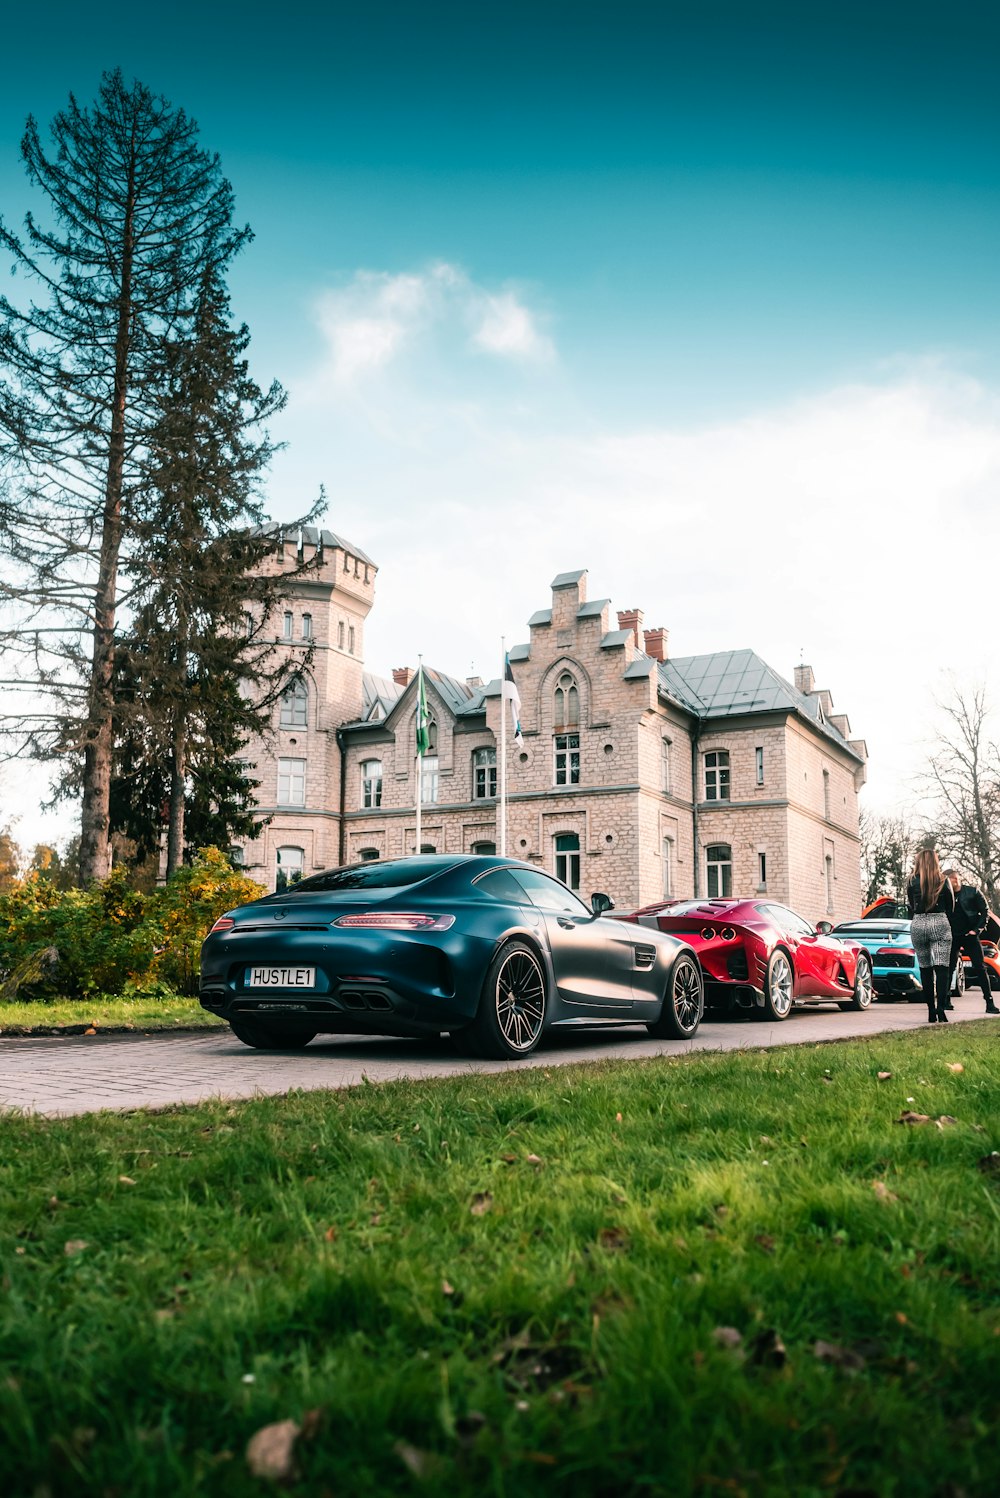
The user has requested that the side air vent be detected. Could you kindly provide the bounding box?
[633,944,656,970]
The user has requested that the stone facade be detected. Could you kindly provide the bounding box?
[239,554,867,925]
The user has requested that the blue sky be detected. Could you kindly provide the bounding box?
[2,1,1000,851]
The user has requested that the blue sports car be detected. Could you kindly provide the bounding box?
[200,854,703,1057]
[833,898,965,1002]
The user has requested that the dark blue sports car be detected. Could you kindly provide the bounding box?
[200,854,703,1058]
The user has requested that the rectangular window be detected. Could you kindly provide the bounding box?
[755,747,764,786]
[704,750,730,802]
[421,756,439,804]
[282,611,293,640]
[348,625,355,654]
[757,851,767,889]
[662,836,674,898]
[302,613,313,640]
[555,833,581,891]
[277,757,306,806]
[554,733,580,786]
[361,760,382,809]
[474,748,497,799]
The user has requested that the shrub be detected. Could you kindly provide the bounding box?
[0,848,264,1001]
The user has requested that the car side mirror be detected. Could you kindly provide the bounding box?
[591,891,615,918]
[815,920,833,935]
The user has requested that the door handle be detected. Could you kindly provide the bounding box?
[557,917,575,930]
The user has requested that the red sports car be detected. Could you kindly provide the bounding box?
[615,897,873,1020]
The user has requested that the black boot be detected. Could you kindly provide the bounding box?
[936,1004,949,1022]
[927,1006,937,1023]
[986,998,999,1014]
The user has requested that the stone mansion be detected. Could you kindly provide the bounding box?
[238,528,867,923]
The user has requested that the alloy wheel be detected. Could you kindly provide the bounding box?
[672,957,702,1033]
[495,949,546,1052]
[768,952,793,1017]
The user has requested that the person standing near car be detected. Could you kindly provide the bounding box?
[906,848,955,1023]
[943,867,1000,1014]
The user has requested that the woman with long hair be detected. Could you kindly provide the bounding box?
[906,847,956,1022]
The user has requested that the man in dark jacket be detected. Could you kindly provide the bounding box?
[944,868,1000,1014]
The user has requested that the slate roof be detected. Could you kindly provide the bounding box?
[260,523,376,567]
[362,672,402,722]
[658,648,862,759]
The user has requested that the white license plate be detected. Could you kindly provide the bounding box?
[246,966,316,989]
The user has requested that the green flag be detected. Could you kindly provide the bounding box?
[415,665,430,757]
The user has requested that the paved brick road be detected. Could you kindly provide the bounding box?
[1,995,995,1117]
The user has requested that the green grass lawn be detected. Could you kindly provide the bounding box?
[0,994,224,1035]
[2,1025,999,1497]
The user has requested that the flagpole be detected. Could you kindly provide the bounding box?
[499,636,507,857]
[415,657,423,855]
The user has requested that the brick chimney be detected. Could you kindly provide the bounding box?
[793,663,815,695]
[617,608,644,646]
[392,666,414,687]
[643,627,668,661]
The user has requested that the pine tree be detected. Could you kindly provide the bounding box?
[110,271,322,875]
[0,71,251,883]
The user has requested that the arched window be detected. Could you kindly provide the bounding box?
[706,843,732,898]
[472,840,497,856]
[358,847,379,862]
[282,610,293,640]
[276,845,304,893]
[279,677,308,728]
[553,670,579,730]
[301,612,313,640]
[361,758,382,808]
[704,750,730,802]
[473,747,497,799]
[555,832,581,891]
[420,843,436,853]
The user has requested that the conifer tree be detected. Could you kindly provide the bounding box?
[110,271,321,874]
[0,71,251,883]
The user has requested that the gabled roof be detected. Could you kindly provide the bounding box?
[362,672,403,723]
[657,648,862,759]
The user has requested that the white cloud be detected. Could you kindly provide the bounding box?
[276,358,1000,824]
[308,262,553,389]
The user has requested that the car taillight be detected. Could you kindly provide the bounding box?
[208,916,235,935]
[982,945,998,958]
[332,912,456,931]
[700,926,717,939]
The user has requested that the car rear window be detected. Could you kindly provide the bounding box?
[292,858,455,893]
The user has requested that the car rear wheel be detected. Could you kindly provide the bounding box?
[950,958,966,997]
[838,952,873,1010]
[646,954,703,1039]
[228,1018,317,1050]
[467,940,547,1059]
[762,949,794,1020]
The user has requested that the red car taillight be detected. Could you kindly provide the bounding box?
[208,916,235,935]
[332,912,456,931]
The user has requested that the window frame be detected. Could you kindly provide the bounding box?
[360,758,383,809]
[554,831,581,891]
[554,731,580,786]
[279,676,309,729]
[275,845,304,892]
[704,749,731,802]
[277,756,306,806]
[705,842,732,898]
[473,746,497,800]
